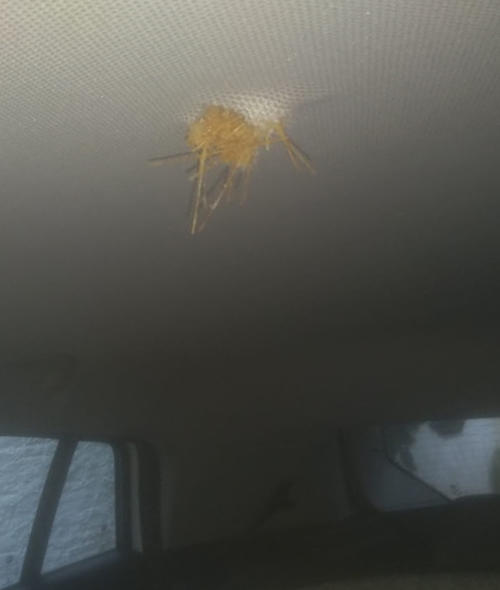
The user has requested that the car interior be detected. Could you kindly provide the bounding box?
[1,1,500,589]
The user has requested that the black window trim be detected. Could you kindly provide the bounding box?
[113,440,133,554]
[20,439,78,585]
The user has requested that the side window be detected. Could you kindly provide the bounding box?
[0,437,57,589]
[0,436,131,590]
[344,418,500,512]
[42,441,116,574]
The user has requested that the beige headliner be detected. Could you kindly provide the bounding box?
[0,0,499,359]
[0,0,499,547]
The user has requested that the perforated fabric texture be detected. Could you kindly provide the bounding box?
[1,1,499,357]
[3,1,499,156]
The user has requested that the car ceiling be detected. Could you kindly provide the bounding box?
[0,0,499,547]
[1,0,499,359]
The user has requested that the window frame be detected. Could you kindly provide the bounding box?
[0,434,160,590]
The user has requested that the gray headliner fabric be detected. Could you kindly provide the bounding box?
[1,0,500,550]
[0,0,499,358]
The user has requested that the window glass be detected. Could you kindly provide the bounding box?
[346,418,500,512]
[42,441,116,574]
[385,418,500,499]
[0,437,57,589]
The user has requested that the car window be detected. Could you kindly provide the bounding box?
[0,436,119,589]
[384,418,500,499]
[42,441,116,573]
[0,437,57,589]
[345,417,500,512]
